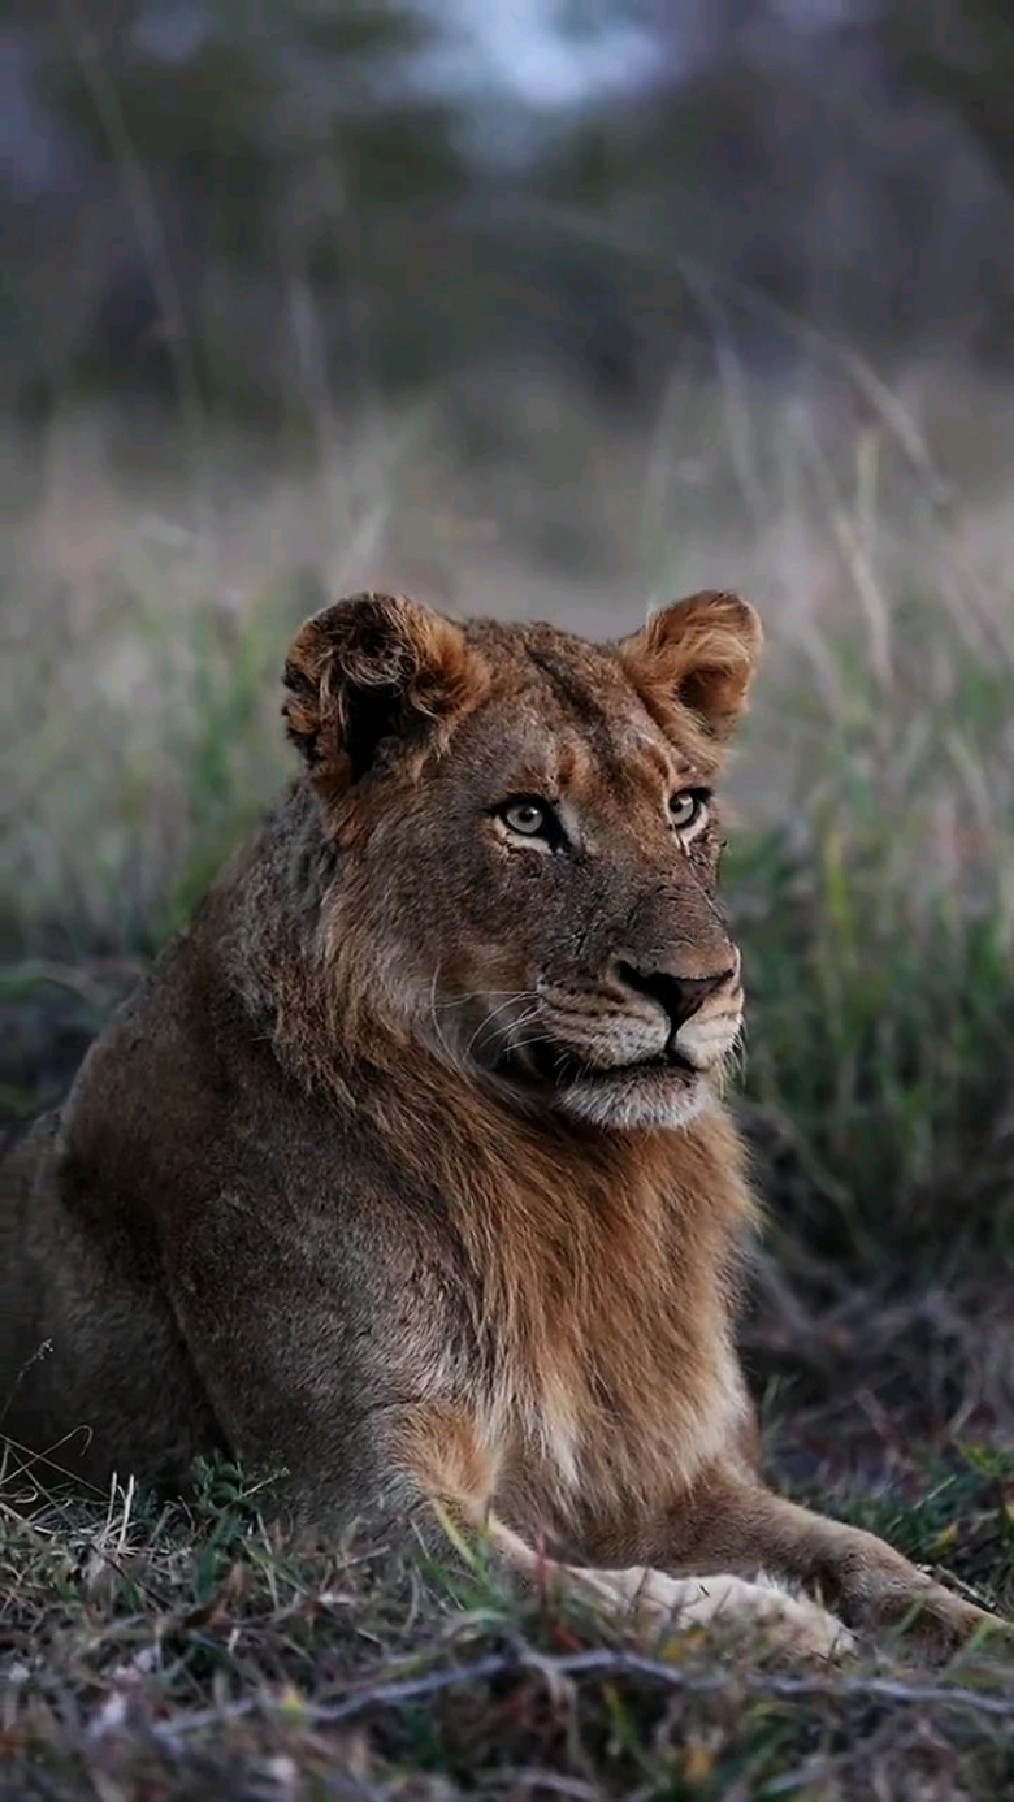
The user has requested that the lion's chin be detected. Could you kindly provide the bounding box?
[484,1039,718,1132]
[552,1065,713,1132]
[490,1039,716,1132]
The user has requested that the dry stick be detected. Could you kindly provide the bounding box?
[121,1647,1014,1745]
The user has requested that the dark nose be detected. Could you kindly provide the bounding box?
[614,960,735,1038]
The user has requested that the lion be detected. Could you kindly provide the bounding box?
[0,589,1002,1657]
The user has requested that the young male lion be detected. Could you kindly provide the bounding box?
[0,591,1001,1655]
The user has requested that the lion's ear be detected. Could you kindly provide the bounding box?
[283,592,484,786]
[618,591,762,743]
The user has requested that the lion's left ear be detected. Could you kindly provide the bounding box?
[617,591,762,743]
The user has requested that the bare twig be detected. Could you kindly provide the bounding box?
[133,1645,1014,1746]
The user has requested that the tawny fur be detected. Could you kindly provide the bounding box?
[0,591,1004,1659]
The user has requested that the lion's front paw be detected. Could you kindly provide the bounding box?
[576,1564,853,1659]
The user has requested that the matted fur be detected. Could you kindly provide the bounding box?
[0,592,1003,1658]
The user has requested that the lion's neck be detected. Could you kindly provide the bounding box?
[360,1046,757,1520]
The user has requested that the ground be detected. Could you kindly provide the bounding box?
[2,1378,1012,1798]
[2,367,1013,1795]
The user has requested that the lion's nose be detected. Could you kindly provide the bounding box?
[613,960,735,1039]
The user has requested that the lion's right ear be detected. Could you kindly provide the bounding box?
[283,593,486,790]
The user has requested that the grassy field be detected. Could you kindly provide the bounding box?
[2,363,1013,1795]
[2,1455,1012,1799]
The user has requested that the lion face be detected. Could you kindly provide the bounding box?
[283,590,761,1131]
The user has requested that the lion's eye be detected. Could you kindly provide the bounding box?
[500,797,551,837]
[668,788,709,831]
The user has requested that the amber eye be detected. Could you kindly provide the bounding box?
[668,788,709,831]
[500,797,550,837]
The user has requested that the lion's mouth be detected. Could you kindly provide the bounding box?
[520,1040,699,1087]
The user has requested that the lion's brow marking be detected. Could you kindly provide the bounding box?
[525,643,621,754]
[525,642,675,794]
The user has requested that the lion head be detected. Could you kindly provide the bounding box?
[282,589,762,1130]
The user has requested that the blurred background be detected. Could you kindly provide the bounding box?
[3,2,1014,1479]
[7,2,1014,409]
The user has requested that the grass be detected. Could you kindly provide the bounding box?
[3,364,1014,1793]
[2,1450,1012,1799]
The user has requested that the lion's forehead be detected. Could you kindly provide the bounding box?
[472,644,708,801]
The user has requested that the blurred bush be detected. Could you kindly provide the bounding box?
[4,1,1014,417]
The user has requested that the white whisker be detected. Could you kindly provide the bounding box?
[466,992,540,1061]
